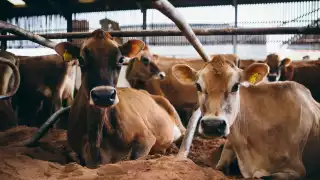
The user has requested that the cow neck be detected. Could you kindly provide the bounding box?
[102,108,116,135]
[87,103,116,135]
[285,66,294,81]
[128,78,147,90]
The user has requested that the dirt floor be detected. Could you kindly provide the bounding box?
[0,126,243,180]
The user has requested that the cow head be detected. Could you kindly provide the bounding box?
[55,29,145,108]
[171,55,269,137]
[264,53,291,82]
[126,45,165,85]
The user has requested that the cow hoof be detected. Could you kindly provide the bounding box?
[216,163,230,175]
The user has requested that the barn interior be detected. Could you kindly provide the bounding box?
[0,0,320,180]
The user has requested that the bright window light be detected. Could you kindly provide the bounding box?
[7,0,26,7]
[79,0,96,3]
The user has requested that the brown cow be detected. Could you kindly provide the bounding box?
[125,45,165,89]
[172,55,320,179]
[264,53,291,82]
[13,54,77,128]
[278,58,320,102]
[52,29,185,168]
[264,54,320,102]
[126,51,239,124]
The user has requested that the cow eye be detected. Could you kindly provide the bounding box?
[231,83,240,93]
[195,82,202,92]
[118,56,125,64]
[141,57,149,65]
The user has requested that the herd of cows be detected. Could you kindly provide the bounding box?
[1,1,320,179]
[1,30,320,179]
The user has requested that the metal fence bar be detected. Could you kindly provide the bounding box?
[1,27,320,41]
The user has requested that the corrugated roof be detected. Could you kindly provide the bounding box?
[2,0,318,19]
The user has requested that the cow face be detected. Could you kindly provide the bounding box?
[172,55,269,137]
[55,29,145,108]
[265,54,291,82]
[126,46,165,83]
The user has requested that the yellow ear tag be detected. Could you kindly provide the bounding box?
[63,51,73,62]
[248,73,260,84]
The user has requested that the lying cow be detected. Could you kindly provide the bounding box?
[126,50,239,125]
[172,55,320,179]
[52,29,185,168]
[13,54,77,128]
[125,44,166,89]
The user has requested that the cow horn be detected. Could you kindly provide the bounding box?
[152,0,210,62]
[0,20,57,49]
[0,57,20,100]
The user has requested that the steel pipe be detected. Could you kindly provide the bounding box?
[0,27,320,41]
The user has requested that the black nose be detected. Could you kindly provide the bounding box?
[159,72,165,80]
[268,75,277,82]
[91,88,116,107]
[201,119,226,135]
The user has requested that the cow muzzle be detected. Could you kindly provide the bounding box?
[267,73,278,82]
[156,72,166,80]
[198,116,228,137]
[89,86,119,108]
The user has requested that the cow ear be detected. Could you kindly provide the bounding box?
[120,39,145,58]
[55,42,81,62]
[280,58,291,68]
[172,64,197,85]
[241,63,269,86]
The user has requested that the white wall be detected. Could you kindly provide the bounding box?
[7,48,56,56]
[149,45,267,59]
[7,45,320,61]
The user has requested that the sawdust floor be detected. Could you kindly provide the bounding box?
[0,126,243,180]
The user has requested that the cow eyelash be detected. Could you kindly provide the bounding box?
[195,82,202,92]
[231,83,240,93]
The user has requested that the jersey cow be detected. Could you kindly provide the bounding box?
[53,29,185,168]
[172,55,320,179]
[126,50,239,124]
[264,54,320,102]
[13,54,77,128]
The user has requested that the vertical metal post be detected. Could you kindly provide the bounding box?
[66,13,72,42]
[1,32,7,51]
[232,0,238,55]
[0,14,7,51]
[142,8,147,42]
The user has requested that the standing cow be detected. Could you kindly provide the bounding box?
[51,29,185,168]
[12,54,78,128]
[264,53,320,102]
[171,55,320,179]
